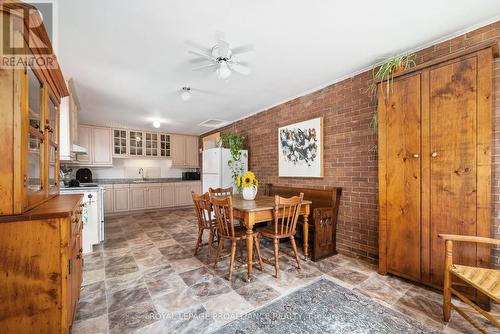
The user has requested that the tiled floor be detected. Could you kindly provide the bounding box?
[73,209,498,334]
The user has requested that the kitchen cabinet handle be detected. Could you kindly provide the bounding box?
[79,248,83,253]
[79,203,85,207]
[76,254,81,260]
[412,154,419,158]
[431,152,439,158]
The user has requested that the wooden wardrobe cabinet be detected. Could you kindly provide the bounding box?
[378,44,498,294]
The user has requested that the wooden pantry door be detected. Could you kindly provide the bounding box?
[379,73,422,281]
[428,56,479,287]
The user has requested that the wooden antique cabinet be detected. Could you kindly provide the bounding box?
[0,6,68,216]
[0,195,84,333]
[378,43,498,303]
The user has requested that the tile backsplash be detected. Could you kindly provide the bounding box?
[64,159,196,179]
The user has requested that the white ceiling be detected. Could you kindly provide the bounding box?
[57,0,500,135]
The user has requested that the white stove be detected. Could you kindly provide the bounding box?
[60,185,105,254]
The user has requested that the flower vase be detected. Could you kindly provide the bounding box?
[242,185,258,200]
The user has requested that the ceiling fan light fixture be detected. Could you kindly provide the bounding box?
[180,86,192,101]
[216,61,231,80]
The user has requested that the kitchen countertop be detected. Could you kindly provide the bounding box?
[94,178,201,185]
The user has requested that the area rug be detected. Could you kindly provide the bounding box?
[214,278,440,333]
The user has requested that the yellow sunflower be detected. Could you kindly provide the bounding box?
[241,171,258,188]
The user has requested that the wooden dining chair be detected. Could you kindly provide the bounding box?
[209,187,233,197]
[210,195,263,280]
[439,234,500,332]
[191,192,218,258]
[256,193,304,278]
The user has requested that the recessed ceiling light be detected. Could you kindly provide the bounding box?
[153,120,161,128]
[181,87,192,101]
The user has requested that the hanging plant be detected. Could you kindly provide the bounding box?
[368,53,416,132]
[217,132,246,192]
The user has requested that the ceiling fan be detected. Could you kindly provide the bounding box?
[187,31,253,80]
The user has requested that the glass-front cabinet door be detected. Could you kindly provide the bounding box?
[26,67,44,200]
[160,134,170,157]
[47,97,59,193]
[145,133,158,157]
[113,129,128,156]
[129,131,143,156]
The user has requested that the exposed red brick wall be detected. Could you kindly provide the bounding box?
[204,21,500,265]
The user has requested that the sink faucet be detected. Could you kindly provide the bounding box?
[139,168,145,180]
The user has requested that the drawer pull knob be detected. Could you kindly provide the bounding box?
[413,154,419,158]
[431,152,438,158]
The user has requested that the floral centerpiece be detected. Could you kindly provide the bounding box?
[237,171,259,200]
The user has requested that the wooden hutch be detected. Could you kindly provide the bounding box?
[0,1,84,332]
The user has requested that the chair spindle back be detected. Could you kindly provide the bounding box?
[210,195,236,238]
[192,192,213,229]
[209,187,233,197]
[273,193,304,235]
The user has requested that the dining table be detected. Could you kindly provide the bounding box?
[231,194,312,281]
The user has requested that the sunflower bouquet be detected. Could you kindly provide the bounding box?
[237,171,259,200]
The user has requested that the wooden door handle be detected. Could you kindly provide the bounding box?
[431,152,439,158]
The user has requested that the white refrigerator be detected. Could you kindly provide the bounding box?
[202,148,248,193]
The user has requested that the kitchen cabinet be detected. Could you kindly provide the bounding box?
[77,125,92,164]
[172,134,199,168]
[159,134,171,157]
[0,195,83,333]
[113,185,130,212]
[60,79,80,162]
[161,183,175,207]
[102,181,200,214]
[174,181,201,206]
[129,131,144,156]
[145,132,159,157]
[77,125,113,166]
[92,127,113,165]
[129,184,147,210]
[147,184,162,208]
[113,129,128,157]
[103,184,114,213]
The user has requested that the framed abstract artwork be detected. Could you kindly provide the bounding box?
[278,117,323,177]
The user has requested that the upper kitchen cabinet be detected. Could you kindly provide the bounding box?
[77,125,113,166]
[113,129,128,157]
[129,130,144,156]
[172,134,199,168]
[59,79,81,162]
[145,132,159,157]
[159,134,171,157]
[0,4,69,215]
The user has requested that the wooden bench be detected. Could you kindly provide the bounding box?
[265,183,342,261]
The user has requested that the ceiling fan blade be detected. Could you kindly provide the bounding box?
[231,44,254,55]
[188,50,216,61]
[192,63,218,71]
[185,40,211,54]
[228,61,251,75]
[215,30,230,58]
[188,57,212,64]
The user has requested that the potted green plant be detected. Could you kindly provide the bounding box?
[217,132,246,192]
[368,53,416,132]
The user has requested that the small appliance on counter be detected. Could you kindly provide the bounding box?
[76,168,93,184]
[182,171,201,180]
